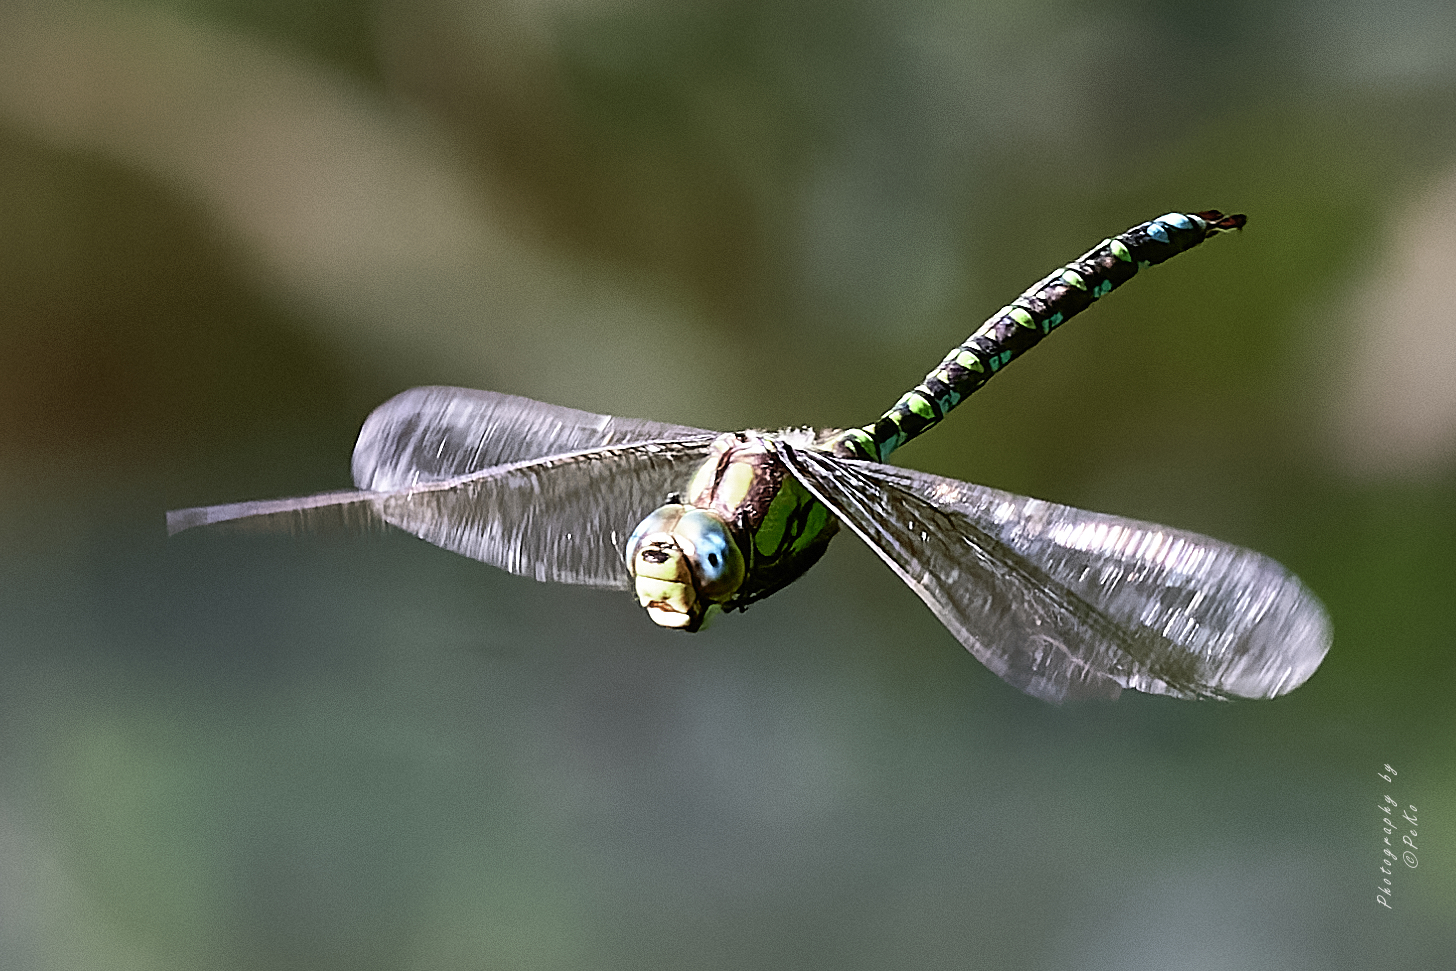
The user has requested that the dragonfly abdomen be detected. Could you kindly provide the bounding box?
[829,210,1247,462]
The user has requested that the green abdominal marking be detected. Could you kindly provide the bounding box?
[827,210,1246,462]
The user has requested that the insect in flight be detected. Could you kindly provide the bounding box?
[169,211,1331,704]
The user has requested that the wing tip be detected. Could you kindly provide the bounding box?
[166,503,249,535]
[163,490,384,538]
[1227,582,1334,701]
[165,507,201,536]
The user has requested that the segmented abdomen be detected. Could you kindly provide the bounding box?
[828,210,1246,462]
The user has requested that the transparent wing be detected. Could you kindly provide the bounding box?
[373,439,714,589]
[166,490,389,536]
[352,386,715,491]
[169,438,715,590]
[779,445,1331,704]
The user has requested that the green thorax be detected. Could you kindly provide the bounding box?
[686,432,839,609]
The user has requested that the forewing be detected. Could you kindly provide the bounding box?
[779,445,1330,703]
[169,439,715,590]
[374,439,714,589]
[353,386,716,491]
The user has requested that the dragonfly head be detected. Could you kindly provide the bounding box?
[626,503,745,631]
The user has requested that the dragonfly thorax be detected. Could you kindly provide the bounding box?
[626,431,840,630]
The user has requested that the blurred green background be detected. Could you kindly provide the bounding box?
[1,0,1453,968]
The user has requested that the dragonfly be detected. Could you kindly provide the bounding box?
[169,210,1331,704]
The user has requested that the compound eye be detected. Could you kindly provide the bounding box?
[675,509,744,598]
[626,504,687,571]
